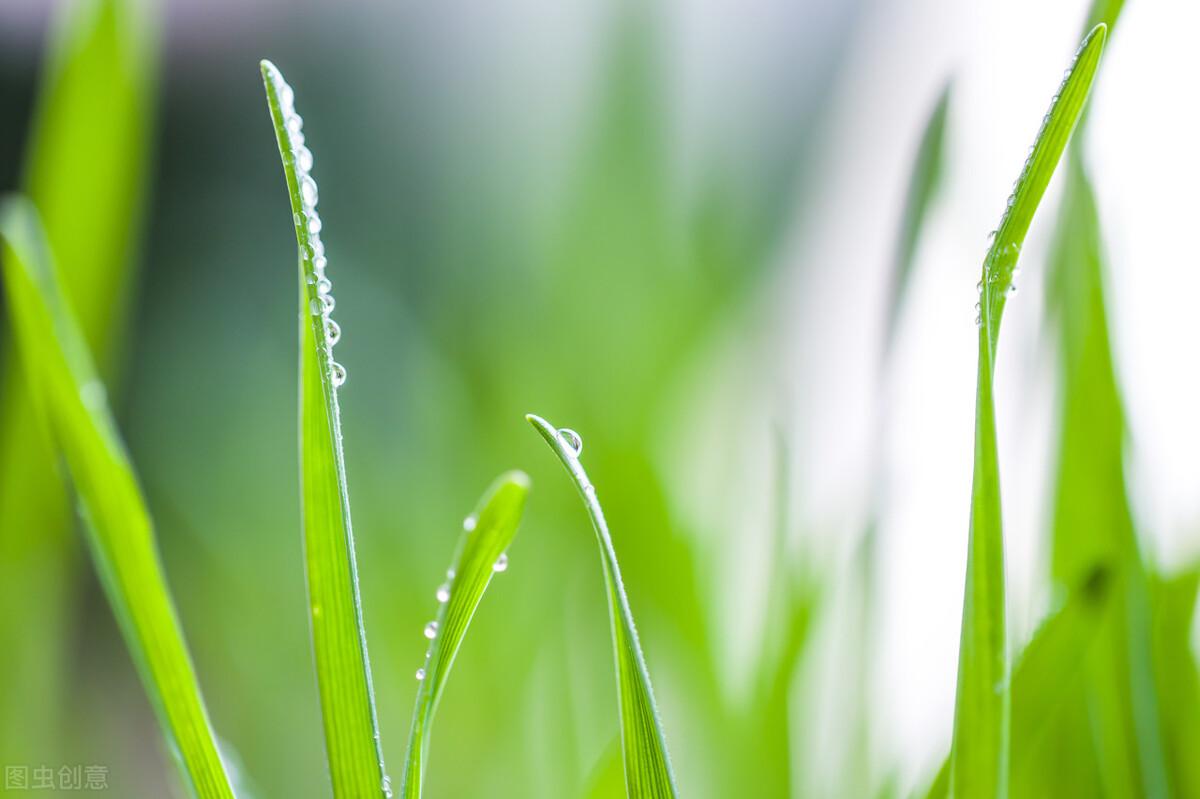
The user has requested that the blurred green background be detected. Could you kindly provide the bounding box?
[2,0,1199,797]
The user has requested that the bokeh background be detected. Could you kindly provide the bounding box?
[1,0,1198,796]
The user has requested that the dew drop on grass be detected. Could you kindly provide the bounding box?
[320,292,335,313]
[558,428,583,457]
[436,584,450,603]
[415,668,425,681]
[313,255,327,273]
[493,553,509,573]
[309,298,321,316]
[317,277,332,295]
[308,214,322,235]
[287,113,303,136]
[446,568,456,580]
[424,621,439,639]
[463,515,477,532]
[330,362,347,387]
[301,174,319,207]
[297,146,314,172]
[325,318,341,345]
[382,776,394,798]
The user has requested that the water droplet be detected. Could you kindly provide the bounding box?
[424,621,439,639]
[463,515,477,532]
[436,584,450,603]
[330,362,347,387]
[287,114,304,135]
[301,175,319,207]
[309,298,321,316]
[493,553,509,573]
[415,668,425,681]
[382,776,393,799]
[317,277,333,295]
[298,146,314,172]
[310,238,326,258]
[558,428,583,457]
[279,84,295,110]
[320,292,335,313]
[446,568,456,580]
[308,214,322,235]
[313,255,328,273]
[325,318,341,345]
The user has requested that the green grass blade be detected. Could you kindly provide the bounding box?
[260,60,388,798]
[926,573,1111,799]
[0,0,157,753]
[884,82,951,349]
[951,25,1105,799]
[1150,568,1200,796]
[527,414,678,799]
[0,197,234,798]
[401,472,530,798]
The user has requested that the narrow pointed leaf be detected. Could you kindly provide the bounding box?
[0,196,234,798]
[527,414,679,799]
[260,60,388,797]
[951,24,1105,799]
[401,472,530,798]
[883,82,951,348]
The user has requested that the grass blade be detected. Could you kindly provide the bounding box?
[260,60,388,797]
[0,0,157,754]
[0,196,234,798]
[951,24,1105,799]
[401,472,531,798]
[883,82,951,349]
[527,414,678,799]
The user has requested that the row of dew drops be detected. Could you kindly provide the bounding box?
[271,70,346,387]
[974,30,1090,327]
[413,428,583,682]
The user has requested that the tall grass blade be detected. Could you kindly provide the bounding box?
[260,60,388,798]
[527,414,678,799]
[0,196,234,798]
[950,24,1105,799]
[401,472,530,798]
[0,0,157,753]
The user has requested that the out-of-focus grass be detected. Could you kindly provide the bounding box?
[0,197,233,798]
[0,0,157,765]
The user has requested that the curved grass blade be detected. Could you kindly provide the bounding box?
[950,24,1106,799]
[401,472,530,798]
[260,60,388,798]
[0,196,234,798]
[527,414,678,799]
[0,0,158,754]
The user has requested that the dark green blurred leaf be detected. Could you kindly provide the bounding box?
[884,82,951,349]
